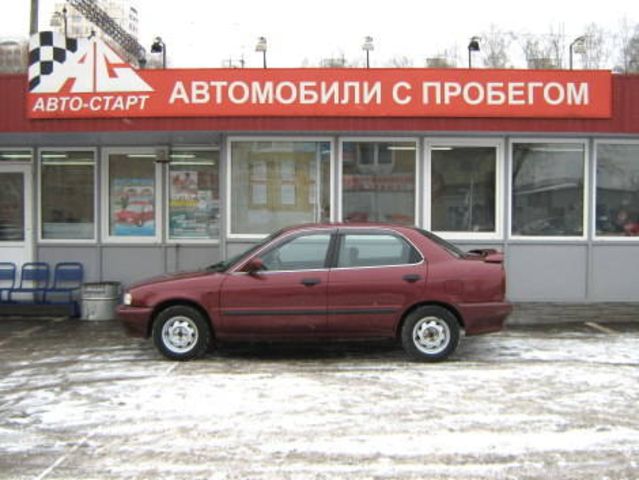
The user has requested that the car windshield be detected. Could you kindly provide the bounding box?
[205,229,284,272]
[414,228,465,259]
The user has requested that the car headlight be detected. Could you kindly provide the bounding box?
[123,292,133,306]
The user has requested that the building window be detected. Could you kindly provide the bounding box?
[431,146,497,233]
[106,151,158,240]
[40,150,95,240]
[230,140,330,236]
[596,143,639,237]
[342,141,416,225]
[512,142,585,237]
[168,149,220,240]
[0,150,32,162]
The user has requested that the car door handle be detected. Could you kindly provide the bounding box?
[301,278,321,287]
[403,274,422,283]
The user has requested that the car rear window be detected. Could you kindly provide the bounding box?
[414,228,465,259]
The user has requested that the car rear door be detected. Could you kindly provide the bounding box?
[326,229,426,336]
[219,230,333,336]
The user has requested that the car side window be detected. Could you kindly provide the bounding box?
[260,233,331,271]
[337,233,420,268]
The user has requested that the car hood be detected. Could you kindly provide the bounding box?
[127,270,219,290]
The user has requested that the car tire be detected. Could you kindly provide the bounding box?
[400,306,460,362]
[152,305,212,361]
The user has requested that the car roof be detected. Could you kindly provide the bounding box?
[282,222,418,233]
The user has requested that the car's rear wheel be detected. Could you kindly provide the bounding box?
[400,306,460,362]
[152,305,211,360]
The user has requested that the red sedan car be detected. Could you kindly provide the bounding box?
[117,224,512,362]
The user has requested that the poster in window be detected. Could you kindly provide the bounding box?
[111,178,155,236]
[169,170,215,238]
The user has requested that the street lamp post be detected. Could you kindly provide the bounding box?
[569,36,586,70]
[151,36,166,68]
[468,36,480,68]
[256,36,267,68]
[362,36,374,68]
[52,6,68,38]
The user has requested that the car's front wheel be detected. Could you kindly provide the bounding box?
[152,305,211,360]
[400,306,460,362]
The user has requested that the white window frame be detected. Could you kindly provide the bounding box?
[338,136,420,226]
[424,137,504,241]
[38,147,97,244]
[508,138,589,242]
[226,136,334,240]
[593,139,639,242]
[166,146,221,244]
[101,147,163,244]
[0,149,34,256]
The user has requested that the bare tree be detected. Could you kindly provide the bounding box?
[386,55,413,68]
[546,25,566,68]
[615,18,639,73]
[580,23,609,69]
[521,37,557,69]
[482,25,514,68]
[519,25,566,69]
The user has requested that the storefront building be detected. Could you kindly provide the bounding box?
[1,34,639,303]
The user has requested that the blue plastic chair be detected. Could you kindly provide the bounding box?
[44,262,84,316]
[8,262,50,303]
[0,262,17,303]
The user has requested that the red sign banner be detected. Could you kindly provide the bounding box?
[27,35,612,120]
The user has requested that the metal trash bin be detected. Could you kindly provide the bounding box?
[81,282,121,321]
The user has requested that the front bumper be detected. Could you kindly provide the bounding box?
[457,301,513,335]
[116,304,154,338]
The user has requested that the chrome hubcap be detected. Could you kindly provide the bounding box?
[413,316,450,355]
[162,316,198,354]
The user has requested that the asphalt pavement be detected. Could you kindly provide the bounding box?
[0,316,638,480]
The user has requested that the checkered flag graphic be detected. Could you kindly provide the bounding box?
[28,31,78,92]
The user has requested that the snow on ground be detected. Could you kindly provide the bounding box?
[0,320,638,479]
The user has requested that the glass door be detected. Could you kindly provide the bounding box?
[0,164,33,269]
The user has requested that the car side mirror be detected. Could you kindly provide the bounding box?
[244,258,265,275]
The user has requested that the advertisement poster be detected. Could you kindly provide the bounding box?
[111,178,155,236]
[169,171,216,238]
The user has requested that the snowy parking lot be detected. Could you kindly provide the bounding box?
[1,317,638,480]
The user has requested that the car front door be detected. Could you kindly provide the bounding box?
[327,230,426,337]
[219,231,333,337]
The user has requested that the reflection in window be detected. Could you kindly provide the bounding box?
[108,153,156,237]
[41,150,95,240]
[0,173,24,241]
[512,143,584,237]
[342,142,415,225]
[169,150,220,239]
[431,147,496,233]
[596,144,639,237]
[337,234,419,268]
[261,234,330,271]
[231,141,330,235]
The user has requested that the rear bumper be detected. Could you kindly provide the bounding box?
[116,305,153,338]
[457,301,513,335]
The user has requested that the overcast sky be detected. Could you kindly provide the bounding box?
[2,0,637,68]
